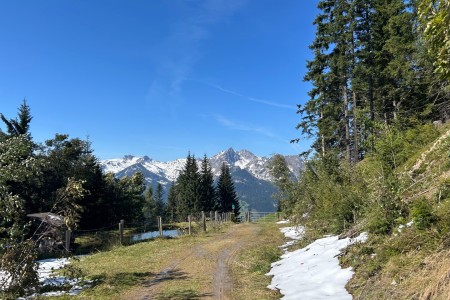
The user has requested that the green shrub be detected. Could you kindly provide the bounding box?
[366,206,395,234]
[436,179,450,201]
[410,198,436,230]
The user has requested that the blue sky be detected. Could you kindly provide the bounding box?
[0,0,318,161]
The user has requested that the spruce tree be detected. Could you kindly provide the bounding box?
[154,182,166,218]
[0,99,32,139]
[298,0,430,162]
[176,153,200,220]
[142,185,156,224]
[166,182,178,222]
[199,155,216,212]
[217,163,240,218]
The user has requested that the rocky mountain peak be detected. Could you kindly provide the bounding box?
[219,147,240,164]
[123,155,135,161]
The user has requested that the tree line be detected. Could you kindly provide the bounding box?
[273,0,450,235]
[0,101,241,236]
[164,153,241,222]
[0,100,146,237]
[297,0,449,164]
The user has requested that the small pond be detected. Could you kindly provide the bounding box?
[131,229,180,242]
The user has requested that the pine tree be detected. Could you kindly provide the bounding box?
[217,163,240,218]
[0,99,33,139]
[298,0,429,162]
[166,182,178,222]
[142,185,156,224]
[154,183,166,218]
[199,155,216,212]
[176,153,201,220]
[301,0,356,163]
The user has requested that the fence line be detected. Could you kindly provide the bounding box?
[65,210,280,253]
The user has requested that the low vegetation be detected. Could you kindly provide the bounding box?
[280,123,450,298]
[29,221,286,299]
[230,223,284,300]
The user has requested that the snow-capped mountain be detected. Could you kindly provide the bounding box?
[100,148,303,212]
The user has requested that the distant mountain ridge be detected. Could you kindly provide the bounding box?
[100,148,303,212]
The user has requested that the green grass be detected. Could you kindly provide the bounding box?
[43,234,208,300]
[230,223,284,300]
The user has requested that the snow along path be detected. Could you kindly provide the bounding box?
[0,257,91,299]
[267,226,368,300]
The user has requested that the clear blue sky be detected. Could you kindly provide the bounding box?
[0,0,318,161]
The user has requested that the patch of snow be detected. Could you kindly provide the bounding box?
[278,226,305,254]
[398,220,414,232]
[2,257,91,299]
[276,220,290,224]
[267,228,368,299]
[280,226,304,241]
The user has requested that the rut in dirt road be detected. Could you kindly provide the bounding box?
[210,224,261,299]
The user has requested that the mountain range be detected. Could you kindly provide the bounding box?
[100,148,303,212]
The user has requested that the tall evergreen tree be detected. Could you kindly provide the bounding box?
[217,163,240,218]
[166,182,178,222]
[142,185,156,223]
[199,155,216,212]
[298,0,430,162]
[154,183,166,218]
[176,153,200,220]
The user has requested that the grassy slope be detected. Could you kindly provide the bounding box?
[344,124,450,299]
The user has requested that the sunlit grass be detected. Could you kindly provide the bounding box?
[230,223,284,300]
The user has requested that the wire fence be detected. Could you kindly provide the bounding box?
[56,210,281,254]
[66,210,237,254]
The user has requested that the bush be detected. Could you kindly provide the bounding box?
[410,198,436,230]
[366,206,396,234]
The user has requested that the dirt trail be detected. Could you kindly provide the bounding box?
[122,223,260,300]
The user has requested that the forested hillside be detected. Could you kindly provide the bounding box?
[280,0,450,298]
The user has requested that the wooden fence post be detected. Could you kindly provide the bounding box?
[158,216,163,237]
[65,229,71,252]
[119,220,124,245]
[188,215,192,235]
[202,211,206,232]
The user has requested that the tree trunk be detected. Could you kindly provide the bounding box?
[320,106,325,157]
[353,91,359,163]
[343,82,351,163]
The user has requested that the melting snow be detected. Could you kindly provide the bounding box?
[268,226,368,299]
[1,257,90,299]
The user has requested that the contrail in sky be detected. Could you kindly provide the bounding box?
[206,82,297,110]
